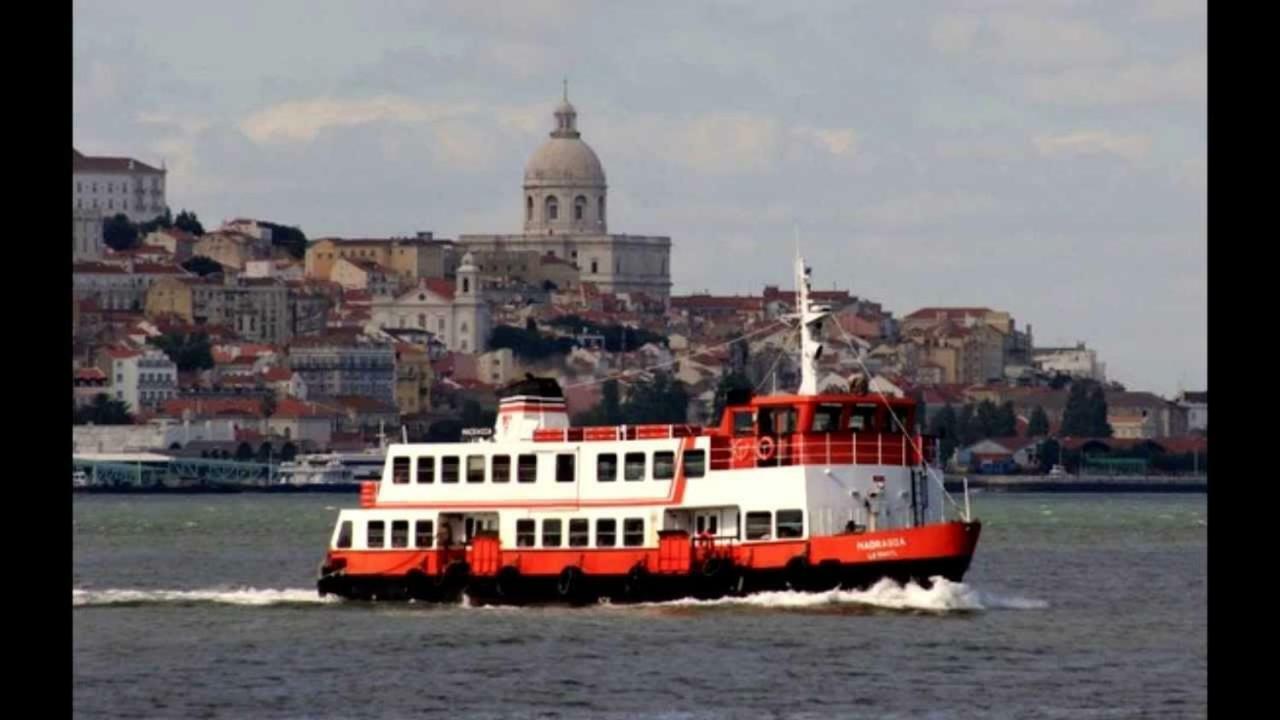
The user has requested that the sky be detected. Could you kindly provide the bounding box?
[73,0,1206,397]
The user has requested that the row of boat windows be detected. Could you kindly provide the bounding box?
[744,510,804,540]
[334,517,646,549]
[389,450,708,485]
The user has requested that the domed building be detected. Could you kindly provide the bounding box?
[459,89,672,303]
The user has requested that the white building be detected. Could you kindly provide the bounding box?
[73,208,105,260]
[370,253,490,353]
[73,148,167,223]
[1032,343,1106,381]
[1177,391,1207,432]
[99,347,178,414]
[73,419,237,454]
[459,90,671,301]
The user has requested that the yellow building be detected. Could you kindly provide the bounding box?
[393,343,435,416]
[144,276,195,322]
[305,235,455,285]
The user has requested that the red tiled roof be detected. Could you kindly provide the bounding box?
[73,262,128,275]
[74,367,107,381]
[423,278,455,301]
[103,347,142,360]
[260,366,293,382]
[905,307,995,320]
[331,395,400,414]
[72,149,163,174]
[273,398,338,419]
[133,262,189,275]
[160,397,262,418]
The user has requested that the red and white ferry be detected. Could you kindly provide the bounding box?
[317,257,981,604]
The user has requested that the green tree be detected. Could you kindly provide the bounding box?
[460,399,496,428]
[975,400,998,438]
[622,372,690,424]
[235,442,254,461]
[150,332,214,372]
[1087,386,1113,437]
[102,213,139,251]
[993,401,1017,437]
[928,404,960,465]
[260,389,278,419]
[181,255,223,277]
[261,222,308,259]
[279,442,298,462]
[137,209,173,237]
[711,371,752,424]
[957,404,980,446]
[256,442,274,463]
[74,394,134,425]
[1038,438,1061,472]
[174,209,205,236]
[1061,381,1092,436]
[600,379,623,424]
[1027,405,1050,437]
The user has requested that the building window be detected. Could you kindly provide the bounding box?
[391,520,409,548]
[545,195,559,221]
[623,518,644,547]
[596,453,617,482]
[367,520,385,548]
[556,454,575,482]
[492,455,511,483]
[685,450,706,478]
[418,314,426,328]
[392,456,410,484]
[415,520,434,547]
[542,519,562,547]
[517,454,537,483]
[596,519,617,547]
[733,411,754,436]
[526,195,533,221]
[654,451,675,480]
[590,259,598,274]
[745,512,772,540]
[335,521,352,548]
[624,452,645,481]
[466,455,485,483]
[574,195,586,221]
[776,510,804,538]
[598,197,605,222]
[441,456,459,483]
[516,519,536,547]
[569,518,589,547]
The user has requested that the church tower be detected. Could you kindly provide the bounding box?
[522,83,608,235]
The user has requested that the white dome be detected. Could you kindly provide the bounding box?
[523,137,606,187]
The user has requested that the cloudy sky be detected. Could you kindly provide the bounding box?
[73,0,1206,396]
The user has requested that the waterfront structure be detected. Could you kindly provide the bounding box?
[1176,391,1207,432]
[73,148,167,223]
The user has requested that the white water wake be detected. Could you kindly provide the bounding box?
[72,587,335,607]
[638,577,1048,613]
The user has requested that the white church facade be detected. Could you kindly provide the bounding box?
[370,253,490,354]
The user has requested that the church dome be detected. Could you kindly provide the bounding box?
[523,89,606,188]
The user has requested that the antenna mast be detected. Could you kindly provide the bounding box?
[794,248,831,396]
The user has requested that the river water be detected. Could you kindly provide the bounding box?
[72,493,1207,719]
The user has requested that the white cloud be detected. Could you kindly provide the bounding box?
[1026,52,1206,106]
[1033,131,1152,162]
[930,12,1122,67]
[857,191,999,230]
[792,126,858,157]
[1135,0,1206,22]
[240,96,474,144]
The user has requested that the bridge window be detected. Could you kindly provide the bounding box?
[367,520,385,548]
[654,451,675,480]
[812,403,843,433]
[596,519,617,547]
[516,519,536,547]
[776,510,804,538]
[685,450,706,478]
[849,404,877,432]
[467,456,485,483]
[391,520,409,548]
[623,518,645,547]
[556,454,575,482]
[569,519,589,547]
[732,411,754,436]
[416,457,435,483]
[392,456,410,484]
[336,520,352,548]
[415,520,434,548]
[492,455,511,483]
[517,454,537,483]
[759,406,798,435]
[441,456,460,483]
[624,452,645,481]
[542,519,563,547]
[597,453,618,482]
[745,512,772,540]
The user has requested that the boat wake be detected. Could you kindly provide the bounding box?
[632,577,1048,614]
[72,586,335,608]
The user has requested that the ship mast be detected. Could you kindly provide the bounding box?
[794,253,831,395]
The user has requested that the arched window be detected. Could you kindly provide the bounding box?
[598,196,605,223]
[574,195,587,221]
[591,259,598,274]
[526,195,533,221]
[545,196,559,221]
[417,314,426,328]
[463,278,470,293]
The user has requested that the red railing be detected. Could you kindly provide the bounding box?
[533,424,704,443]
[707,433,938,470]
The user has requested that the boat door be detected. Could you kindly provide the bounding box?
[463,513,500,544]
[693,510,721,539]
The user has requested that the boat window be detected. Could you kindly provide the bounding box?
[848,404,878,432]
[391,520,409,548]
[596,519,617,547]
[467,456,485,483]
[759,406,798,435]
[812,403,843,433]
[569,519,590,547]
[745,512,772,540]
[708,515,718,534]
[416,457,435,484]
[732,411,754,436]
[685,449,706,478]
[623,518,645,547]
[367,520,385,548]
[392,456,410,484]
[335,520,352,548]
[441,456,460,483]
[542,519,563,547]
[654,451,675,480]
[556,454,575,482]
[492,455,511,483]
[624,452,645,481]
[776,510,804,538]
[517,454,537,483]
[415,520,434,548]
[597,453,617,482]
[516,519,536,547]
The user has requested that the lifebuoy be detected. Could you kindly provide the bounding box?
[733,441,751,461]
[756,436,776,461]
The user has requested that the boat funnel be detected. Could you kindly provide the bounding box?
[494,375,569,441]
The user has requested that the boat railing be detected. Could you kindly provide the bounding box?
[534,424,704,443]
[705,433,938,469]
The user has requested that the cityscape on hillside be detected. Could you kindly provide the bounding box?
[72,96,1206,480]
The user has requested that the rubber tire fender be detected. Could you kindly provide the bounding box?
[495,566,521,599]
[785,556,810,590]
[557,566,583,598]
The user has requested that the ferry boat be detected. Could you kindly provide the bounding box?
[317,257,981,604]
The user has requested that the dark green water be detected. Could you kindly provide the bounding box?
[73,493,1207,719]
